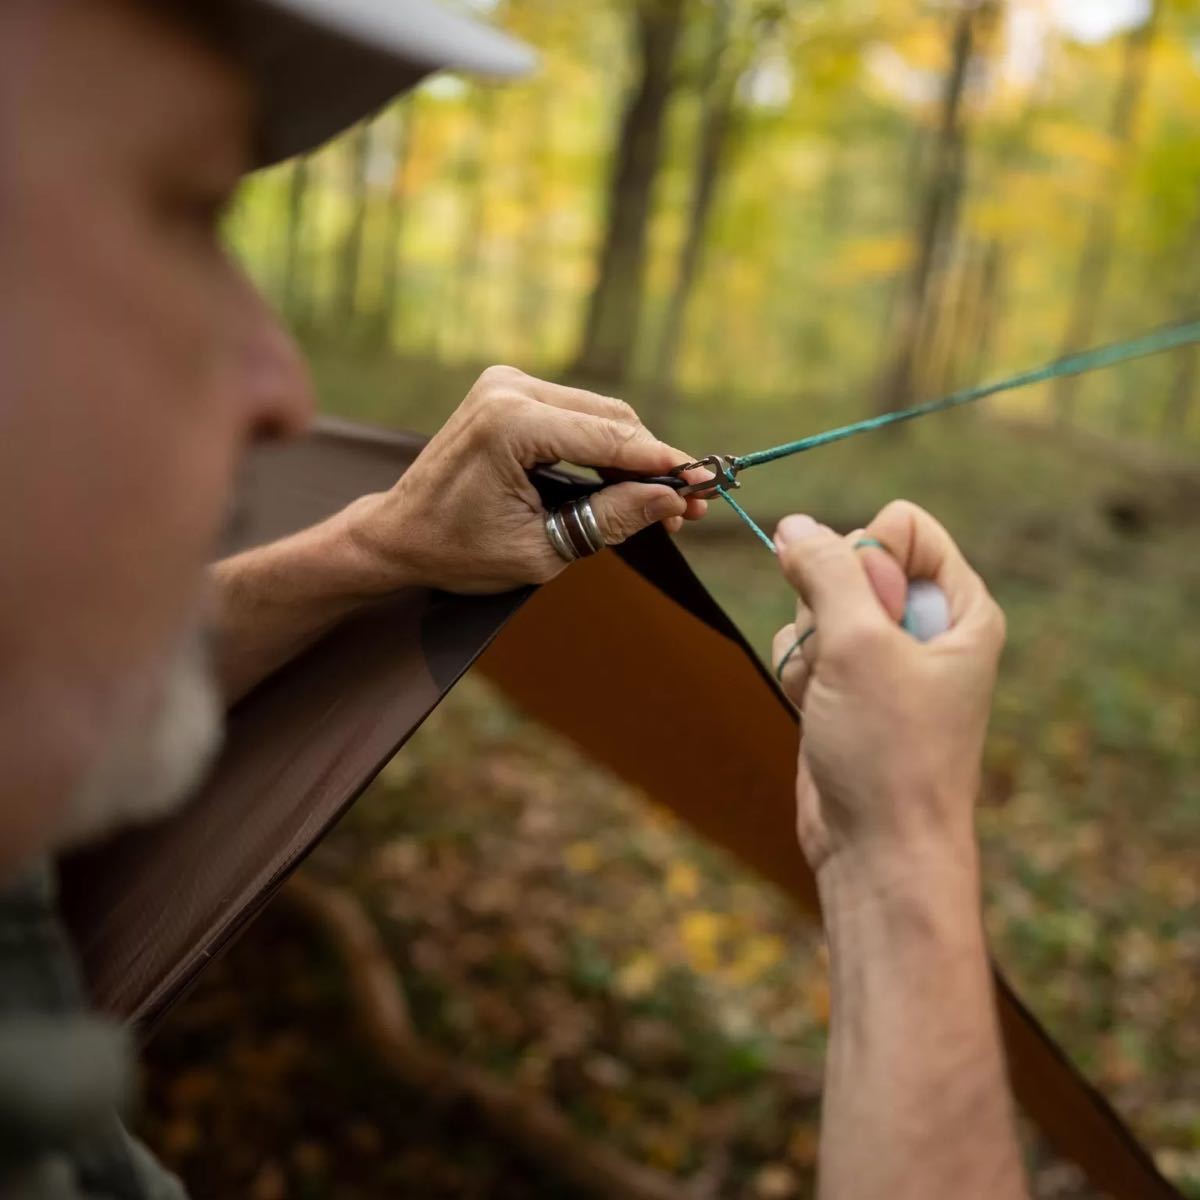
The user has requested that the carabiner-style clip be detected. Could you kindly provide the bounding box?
[671,454,741,497]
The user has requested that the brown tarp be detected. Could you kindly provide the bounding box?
[60,418,1180,1199]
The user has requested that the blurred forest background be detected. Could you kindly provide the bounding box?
[142,0,1200,1197]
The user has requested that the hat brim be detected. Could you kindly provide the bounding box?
[236,0,537,166]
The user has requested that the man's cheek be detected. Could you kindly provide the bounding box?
[34,201,251,659]
[158,389,247,566]
[131,258,252,542]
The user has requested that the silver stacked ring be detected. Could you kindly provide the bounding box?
[544,496,606,563]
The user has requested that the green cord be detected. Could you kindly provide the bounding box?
[715,486,776,552]
[775,625,816,682]
[708,321,1200,566]
[733,320,1200,473]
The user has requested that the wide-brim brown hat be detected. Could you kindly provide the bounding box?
[233,0,537,165]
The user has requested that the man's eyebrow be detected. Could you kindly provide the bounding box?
[137,0,255,157]
[151,0,239,54]
[152,72,255,184]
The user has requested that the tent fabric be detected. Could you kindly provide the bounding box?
[59,418,1179,1199]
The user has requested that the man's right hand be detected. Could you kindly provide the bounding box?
[770,500,1006,885]
[773,503,1028,1200]
[342,365,708,597]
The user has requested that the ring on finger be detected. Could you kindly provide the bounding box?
[575,496,605,552]
[544,496,605,563]
[775,625,816,684]
[544,509,577,562]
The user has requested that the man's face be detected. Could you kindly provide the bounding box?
[0,0,313,872]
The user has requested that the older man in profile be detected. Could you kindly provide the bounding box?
[0,1,1024,1198]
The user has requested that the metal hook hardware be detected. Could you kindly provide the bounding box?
[670,454,741,497]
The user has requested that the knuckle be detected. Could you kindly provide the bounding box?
[479,363,523,387]
[607,395,639,423]
[611,417,642,445]
[603,509,637,545]
[873,498,922,543]
[878,497,920,524]
[595,495,646,546]
[470,366,526,408]
[482,390,532,430]
[597,417,642,457]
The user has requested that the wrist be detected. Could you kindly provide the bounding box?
[816,828,983,948]
[335,492,422,596]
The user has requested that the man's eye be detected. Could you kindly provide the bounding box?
[160,184,233,240]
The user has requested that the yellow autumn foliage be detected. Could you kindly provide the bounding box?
[830,234,914,284]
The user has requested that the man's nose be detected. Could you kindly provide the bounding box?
[243,312,316,441]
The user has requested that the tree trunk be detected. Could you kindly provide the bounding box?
[1159,203,1200,434]
[1160,214,1200,435]
[281,154,313,332]
[335,122,373,330]
[1163,344,1198,434]
[924,223,1005,397]
[966,237,1005,381]
[517,80,554,363]
[441,87,495,359]
[647,0,735,424]
[1053,3,1159,425]
[375,102,415,350]
[568,0,688,388]
[954,91,1039,389]
[873,3,976,414]
[922,242,976,397]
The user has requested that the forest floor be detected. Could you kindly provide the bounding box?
[139,350,1200,1198]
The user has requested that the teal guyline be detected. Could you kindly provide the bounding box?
[715,486,776,552]
[731,319,1200,473]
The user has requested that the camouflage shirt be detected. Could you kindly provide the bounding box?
[0,865,185,1200]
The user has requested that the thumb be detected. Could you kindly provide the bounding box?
[774,514,892,646]
[588,482,686,546]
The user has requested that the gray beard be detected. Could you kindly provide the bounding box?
[56,634,224,850]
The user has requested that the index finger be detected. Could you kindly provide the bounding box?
[520,373,644,424]
[513,404,686,478]
[517,374,709,488]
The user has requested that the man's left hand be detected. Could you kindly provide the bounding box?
[341,365,708,594]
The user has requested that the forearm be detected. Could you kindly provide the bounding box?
[208,495,405,703]
[816,834,1028,1200]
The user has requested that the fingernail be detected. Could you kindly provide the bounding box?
[645,492,683,523]
[774,514,820,548]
